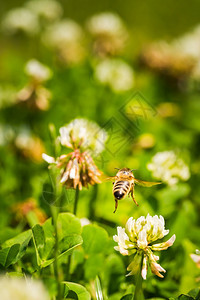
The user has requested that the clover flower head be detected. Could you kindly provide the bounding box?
[42,19,85,64]
[87,12,128,56]
[42,119,107,189]
[59,118,108,156]
[141,39,196,78]
[2,8,40,35]
[0,277,50,300]
[172,26,200,60]
[26,0,63,21]
[43,19,83,47]
[87,12,127,37]
[191,249,200,268]
[147,151,190,185]
[113,214,176,279]
[95,59,134,92]
[42,149,102,190]
[25,59,52,83]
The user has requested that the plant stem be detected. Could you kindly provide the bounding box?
[89,184,98,220]
[51,205,62,300]
[73,185,79,215]
[134,254,145,300]
[66,186,80,280]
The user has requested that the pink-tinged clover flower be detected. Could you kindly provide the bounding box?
[113,214,176,279]
[42,118,107,190]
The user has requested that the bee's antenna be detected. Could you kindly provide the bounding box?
[131,169,137,172]
[114,168,120,170]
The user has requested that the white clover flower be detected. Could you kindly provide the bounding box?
[113,214,176,279]
[0,277,50,300]
[95,59,134,92]
[86,12,128,56]
[2,8,39,35]
[42,19,85,64]
[25,59,52,82]
[26,0,63,21]
[87,12,127,38]
[172,26,200,59]
[59,118,108,156]
[42,19,83,48]
[147,151,190,186]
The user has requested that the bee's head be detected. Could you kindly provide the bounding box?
[115,168,134,178]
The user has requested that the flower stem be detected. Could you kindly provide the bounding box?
[66,186,80,280]
[73,185,79,215]
[51,205,62,300]
[134,254,145,300]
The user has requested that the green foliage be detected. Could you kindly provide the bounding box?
[171,288,200,300]
[0,230,32,267]
[82,224,108,255]
[63,282,91,300]
[0,1,200,299]
[120,295,134,300]
[32,213,83,268]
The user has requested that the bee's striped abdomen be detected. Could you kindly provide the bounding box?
[113,180,131,200]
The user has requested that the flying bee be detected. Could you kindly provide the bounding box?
[108,168,161,213]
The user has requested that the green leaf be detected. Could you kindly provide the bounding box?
[177,295,194,300]
[0,244,20,267]
[188,288,200,299]
[63,282,91,300]
[57,213,82,240]
[32,224,46,259]
[2,230,32,248]
[120,295,134,300]
[57,236,83,261]
[1,230,32,265]
[82,225,108,255]
[0,227,20,244]
[36,215,83,268]
[84,253,104,280]
[42,218,55,260]
[32,224,46,266]
[58,234,83,254]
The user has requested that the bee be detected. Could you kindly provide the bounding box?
[108,168,161,213]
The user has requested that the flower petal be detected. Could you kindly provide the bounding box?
[141,255,148,280]
[190,254,200,264]
[42,153,55,164]
[150,261,166,278]
[151,234,176,251]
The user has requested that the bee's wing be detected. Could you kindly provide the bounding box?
[134,178,162,187]
[104,176,118,182]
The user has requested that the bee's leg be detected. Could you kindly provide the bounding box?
[113,199,118,213]
[130,189,139,206]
